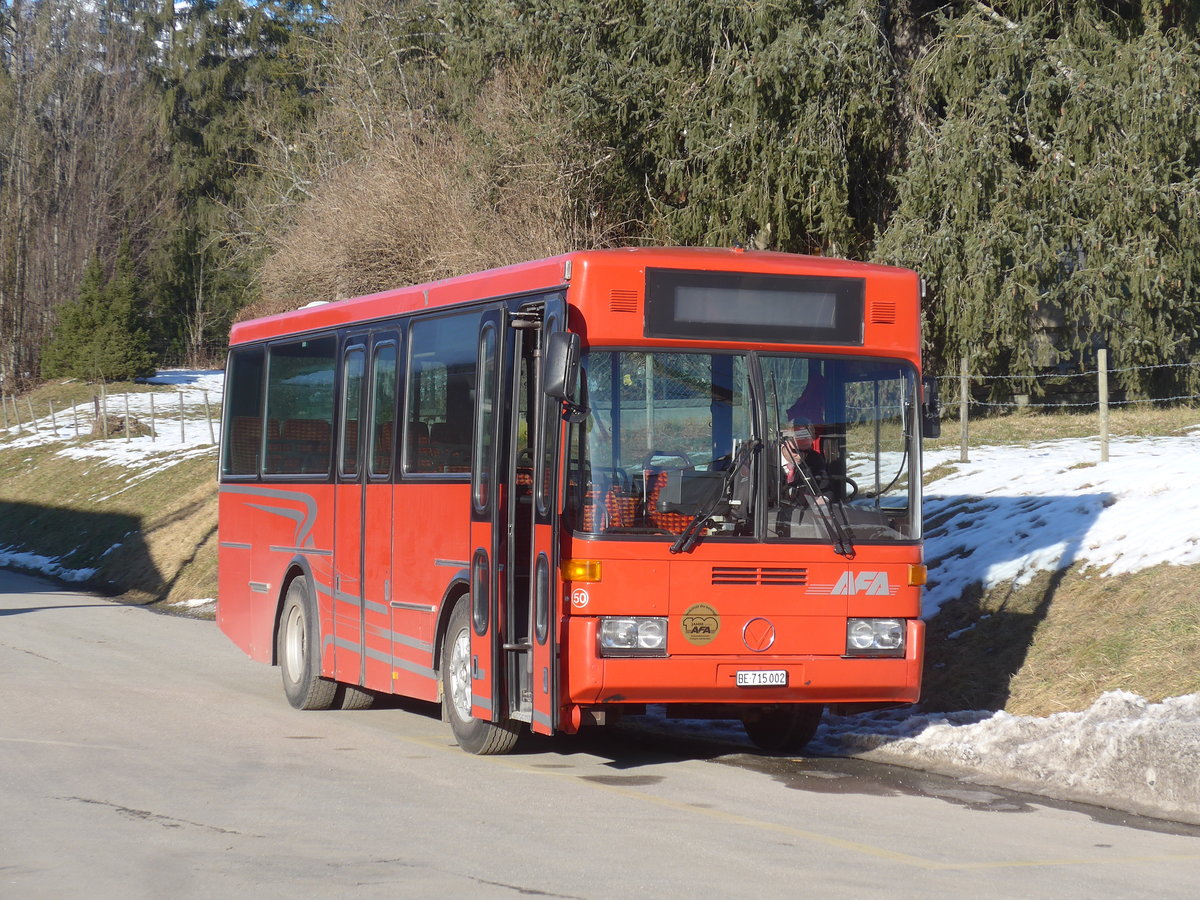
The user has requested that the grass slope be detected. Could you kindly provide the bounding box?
[0,379,218,609]
[2,379,1196,714]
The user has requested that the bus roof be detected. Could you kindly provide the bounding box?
[229,247,918,347]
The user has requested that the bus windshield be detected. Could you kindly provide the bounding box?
[568,350,919,545]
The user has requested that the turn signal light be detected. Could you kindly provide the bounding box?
[561,559,602,583]
[908,564,927,586]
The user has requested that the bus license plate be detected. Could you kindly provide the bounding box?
[736,670,788,687]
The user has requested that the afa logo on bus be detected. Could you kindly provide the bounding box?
[810,571,898,596]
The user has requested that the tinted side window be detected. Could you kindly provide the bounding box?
[263,336,337,476]
[222,347,265,477]
[370,343,398,477]
[340,347,365,477]
[405,311,482,474]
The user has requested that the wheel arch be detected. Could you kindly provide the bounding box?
[432,574,471,680]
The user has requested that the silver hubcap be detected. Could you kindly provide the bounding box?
[284,605,304,683]
[448,626,473,722]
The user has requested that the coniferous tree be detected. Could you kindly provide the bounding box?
[437,0,904,257]
[152,0,320,364]
[42,242,154,382]
[875,1,1200,397]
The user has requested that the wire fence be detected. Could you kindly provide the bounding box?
[0,388,219,446]
[937,360,1200,411]
[936,354,1200,463]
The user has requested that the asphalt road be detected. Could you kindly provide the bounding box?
[2,570,1199,898]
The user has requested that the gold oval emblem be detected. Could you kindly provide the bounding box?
[681,602,720,646]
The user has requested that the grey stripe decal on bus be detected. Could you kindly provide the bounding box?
[270,545,333,557]
[323,612,434,656]
[329,637,436,681]
[390,600,437,613]
[221,484,320,548]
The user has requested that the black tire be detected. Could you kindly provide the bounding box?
[337,683,376,710]
[441,598,520,755]
[278,577,338,710]
[742,704,824,753]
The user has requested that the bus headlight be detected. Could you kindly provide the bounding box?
[599,617,668,657]
[846,618,905,657]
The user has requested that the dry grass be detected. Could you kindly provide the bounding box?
[926,405,1200,452]
[922,562,1200,716]
[0,380,218,612]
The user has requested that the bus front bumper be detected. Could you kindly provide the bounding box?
[565,617,924,707]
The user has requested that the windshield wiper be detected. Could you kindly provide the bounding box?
[670,441,758,554]
[782,441,856,559]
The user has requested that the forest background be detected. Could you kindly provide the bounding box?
[2,0,1199,398]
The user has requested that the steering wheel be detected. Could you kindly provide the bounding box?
[821,473,858,501]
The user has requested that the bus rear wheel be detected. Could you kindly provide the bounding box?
[278,576,338,711]
[441,598,519,755]
[741,704,824,754]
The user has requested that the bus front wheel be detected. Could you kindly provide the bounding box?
[741,703,824,754]
[278,576,338,711]
[441,599,520,755]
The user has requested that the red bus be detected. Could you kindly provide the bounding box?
[218,247,938,754]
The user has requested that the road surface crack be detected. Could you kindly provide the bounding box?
[61,796,245,835]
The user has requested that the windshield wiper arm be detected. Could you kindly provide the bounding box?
[670,441,757,554]
[785,445,856,560]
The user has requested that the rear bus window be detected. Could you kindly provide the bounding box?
[221,347,266,477]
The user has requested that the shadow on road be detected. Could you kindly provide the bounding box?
[0,500,165,603]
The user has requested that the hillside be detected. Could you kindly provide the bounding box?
[1,372,1198,719]
[0,373,221,613]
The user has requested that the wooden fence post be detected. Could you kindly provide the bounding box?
[204,390,215,445]
[150,393,156,442]
[959,357,970,463]
[124,393,131,442]
[1,395,8,431]
[179,392,186,444]
[1098,348,1109,463]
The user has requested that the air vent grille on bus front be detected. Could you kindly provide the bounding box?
[870,301,897,324]
[712,566,808,586]
[610,290,639,313]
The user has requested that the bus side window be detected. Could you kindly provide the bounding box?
[263,336,337,476]
[405,310,482,475]
[368,341,398,477]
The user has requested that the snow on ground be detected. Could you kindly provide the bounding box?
[921,433,1200,617]
[3,371,1199,824]
[0,370,223,574]
[0,370,222,497]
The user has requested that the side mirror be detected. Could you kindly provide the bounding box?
[543,331,581,401]
[921,375,941,439]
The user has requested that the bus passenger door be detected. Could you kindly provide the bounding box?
[333,336,368,685]
[468,309,507,723]
[528,295,567,735]
[361,334,399,691]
